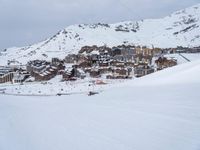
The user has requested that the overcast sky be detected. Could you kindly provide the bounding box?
[0,0,199,49]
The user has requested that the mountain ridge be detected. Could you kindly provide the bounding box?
[1,3,200,65]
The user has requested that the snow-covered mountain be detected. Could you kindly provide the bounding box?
[1,3,200,65]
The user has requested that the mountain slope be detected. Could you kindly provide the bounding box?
[1,3,200,65]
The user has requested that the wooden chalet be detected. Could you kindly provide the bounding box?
[155,57,177,70]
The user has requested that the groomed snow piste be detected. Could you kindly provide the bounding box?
[0,59,200,150]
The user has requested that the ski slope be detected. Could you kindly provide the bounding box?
[165,53,200,64]
[0,60,200,150]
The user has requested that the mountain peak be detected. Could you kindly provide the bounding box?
[1,4,200,65]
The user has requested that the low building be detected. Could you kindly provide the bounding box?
[52,58,63,66]
[64,54,78,63]
[27,60,50,73]
[26,59,65,81]
[134,53,153,65]
[110,61,125,68]
[135,46,154,56]
[34,65,58,81]
[0,72,14,83]
[90,69,101,78]
[62,70,73,81]
[12,71,30,83]
[125,62,135,67]
[134,63,154,77]
[99,67,112,74]
[111,45,135,62]
[155,57,177,70]
[0,66,14,83]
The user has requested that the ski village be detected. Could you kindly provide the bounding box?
[1,44,194,96]
[1,2,200,96]
[1,44,200,96]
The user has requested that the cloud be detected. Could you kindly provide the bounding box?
[0,0,199,49]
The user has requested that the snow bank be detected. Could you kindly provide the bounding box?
[130,59,200,86]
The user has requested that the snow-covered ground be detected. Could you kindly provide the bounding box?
[0,59,200,150]
[0,76,126,96]
[165,53,200,64]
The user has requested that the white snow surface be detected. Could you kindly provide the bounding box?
[0,59,200,150]
[1,3,200,65]
[165,53,200,64]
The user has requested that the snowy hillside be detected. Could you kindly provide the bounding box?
[0,59,200,150]
[1,3,200,65]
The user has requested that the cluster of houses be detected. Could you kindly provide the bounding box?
[64,45,177,79]
[26,58,65,81]
[0,45,178,84]
[0,66,30,84]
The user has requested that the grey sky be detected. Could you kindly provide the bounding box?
[0,0,199,49]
